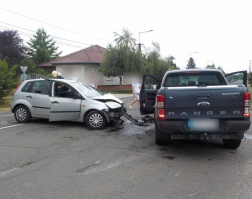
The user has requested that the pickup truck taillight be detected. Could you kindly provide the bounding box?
[12,81,23,96]
[156,95,165,118]
[244,92,251,117]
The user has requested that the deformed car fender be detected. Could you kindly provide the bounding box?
[80,99,110,123]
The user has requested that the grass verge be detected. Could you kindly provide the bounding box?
[0,95,12,111]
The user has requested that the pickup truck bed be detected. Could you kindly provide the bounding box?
[140,69,251,149]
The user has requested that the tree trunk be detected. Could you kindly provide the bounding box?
[119,76,122,91]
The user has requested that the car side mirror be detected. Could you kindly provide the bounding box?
[76,93,81,99]
[156,84,160,89]
[35,90,42,94]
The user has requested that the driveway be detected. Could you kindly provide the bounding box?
[0,96,252,199]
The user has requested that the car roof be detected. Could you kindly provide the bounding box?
[22,78,78,83]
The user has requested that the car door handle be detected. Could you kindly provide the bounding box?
[51,101,59,104]
[26,95,32,98]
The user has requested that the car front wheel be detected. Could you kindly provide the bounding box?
[86,110,107,130]
[14,105,31,123]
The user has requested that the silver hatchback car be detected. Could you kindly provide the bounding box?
[11,79,124,130]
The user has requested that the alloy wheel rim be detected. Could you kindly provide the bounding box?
[89,113,103,127]
[16,108,27,121]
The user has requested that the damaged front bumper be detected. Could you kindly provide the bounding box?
[103,101,126,123]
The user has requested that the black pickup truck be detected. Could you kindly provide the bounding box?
[140,70,251,149]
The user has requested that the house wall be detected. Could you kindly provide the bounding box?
[56,64,125,86]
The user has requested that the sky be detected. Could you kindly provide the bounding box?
[0,0,252,73]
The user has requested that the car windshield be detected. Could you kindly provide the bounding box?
[70,82,102,98]
[163,71,227,87]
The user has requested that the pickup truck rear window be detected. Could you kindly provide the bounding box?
[163,71,227,87]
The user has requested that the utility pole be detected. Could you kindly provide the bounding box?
[138,30,153,51]
[248,60,252,73]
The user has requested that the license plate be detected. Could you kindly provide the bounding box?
[188,119,219,131]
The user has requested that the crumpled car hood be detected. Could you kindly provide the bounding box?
[92,94,123,104]
[105,101,122,109]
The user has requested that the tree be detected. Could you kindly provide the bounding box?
[145,43,178,81]
[248,72,252,87]
[20,58,47,75]
[186,57,196,69]
[27,28,62,65]
[205,63,216,69]
[0,30,27,68]
[100,29,140,90]
[0,59,17,99]
[217,66,226,75]
[101,29,179,90]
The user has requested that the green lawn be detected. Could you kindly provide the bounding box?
[0,95,12,111]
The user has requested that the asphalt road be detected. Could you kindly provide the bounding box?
[0,96,252,199]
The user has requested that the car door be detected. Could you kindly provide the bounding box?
[225,70,247,87]
[27,80,51,117]
[49,81,81,121]
[140,74,160,115]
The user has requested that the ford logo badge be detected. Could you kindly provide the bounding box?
[197,102,210,107]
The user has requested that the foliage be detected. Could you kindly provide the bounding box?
[144,43,178,81]
[20,58,48,75]
[100,29,178,89]
[27,28,62,65]
[0,30,27,68]
[0,95,12,111]
[100,29,141,90]
[186,57,196,69]
[205,63,216,69]
[248,72,252,87]
[0,59,17,99]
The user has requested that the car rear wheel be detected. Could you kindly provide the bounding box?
[14,105,31,123]
[155,120,166,145]
[86,110,107,130]
[223,139,241,149]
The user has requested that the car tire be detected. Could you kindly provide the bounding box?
[223,139,242,149]
[14,105,31,123]
[155,120,166,145]
[86,110,107,130]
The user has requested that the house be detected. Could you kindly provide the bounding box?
[38,45,131,91]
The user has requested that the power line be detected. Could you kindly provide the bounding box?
[0,26,86,48]
[0,27,86,49]
[0,6,112,42]
[0,22,91,46]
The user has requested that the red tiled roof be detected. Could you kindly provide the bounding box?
[38,45,106,67]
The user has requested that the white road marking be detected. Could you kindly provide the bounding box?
[174,172,181,176]
[0,124,24,130]
[0,168,19,177]
[0,114,13,118]
[188,189,206,197]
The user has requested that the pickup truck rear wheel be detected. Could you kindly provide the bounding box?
[223,139,241,149]
[155,120,165,145]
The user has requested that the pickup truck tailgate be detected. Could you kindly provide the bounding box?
[165,85,244,119]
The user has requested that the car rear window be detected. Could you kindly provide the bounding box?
[163,71,226,87]
[21,82,32,92]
